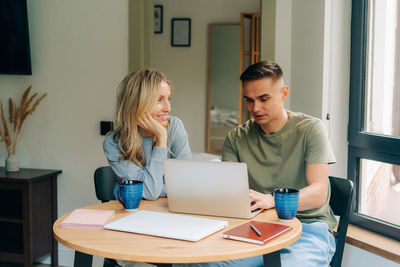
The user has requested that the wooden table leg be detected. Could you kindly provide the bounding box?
[74,251,93,267]
[263,250,281,267]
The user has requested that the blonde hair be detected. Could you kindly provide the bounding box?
[114,68,170,167]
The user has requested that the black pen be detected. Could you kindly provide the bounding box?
[250,223,262,236]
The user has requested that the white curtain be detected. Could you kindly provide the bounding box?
[129,0,153,71]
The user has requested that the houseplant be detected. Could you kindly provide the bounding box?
[0,85,47,172]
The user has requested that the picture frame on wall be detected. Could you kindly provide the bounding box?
[154,5,163,34]
[171,18,191,47]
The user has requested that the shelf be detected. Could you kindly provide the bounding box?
[0,251,24,263]
[0,264,24,267]
[0,222,23,254]
[345,224,400,263]
[0,217,22,224]
[0,189,23,220]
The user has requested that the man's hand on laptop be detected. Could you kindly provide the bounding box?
[249,189,275,211]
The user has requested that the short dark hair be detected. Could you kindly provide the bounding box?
[240,60,283,82]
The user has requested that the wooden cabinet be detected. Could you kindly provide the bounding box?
[0,168,61,267]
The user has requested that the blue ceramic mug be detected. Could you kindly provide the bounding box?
[274,188,299,221]
[114,180,143,211]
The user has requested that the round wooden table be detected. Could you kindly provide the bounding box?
[54,199,302,264]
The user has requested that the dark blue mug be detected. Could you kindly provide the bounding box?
[274,188,299,221]
[114,180,143,211]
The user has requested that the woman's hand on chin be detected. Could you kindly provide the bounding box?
[138,114,167,148]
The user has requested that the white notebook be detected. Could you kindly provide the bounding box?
[104,210,229,242]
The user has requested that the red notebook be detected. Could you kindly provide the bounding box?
[222,221,292,245]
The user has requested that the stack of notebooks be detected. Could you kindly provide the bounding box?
[222,221,292,245]
[60,209,115,228]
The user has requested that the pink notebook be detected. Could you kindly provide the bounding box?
[60,209,115,228]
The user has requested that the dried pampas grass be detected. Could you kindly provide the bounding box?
[0,85,47,155]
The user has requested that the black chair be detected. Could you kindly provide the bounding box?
[94,166,121,267]
[263,176,354,267]
[329,176,354,267]
[94,166,118,203]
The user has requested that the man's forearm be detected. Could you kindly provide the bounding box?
[298,182,328,211]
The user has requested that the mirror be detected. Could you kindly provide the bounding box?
[206,14,260,154]
[206,24,240,154]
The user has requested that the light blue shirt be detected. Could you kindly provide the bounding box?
[103,116,192,200]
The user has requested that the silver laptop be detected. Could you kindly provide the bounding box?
[163,159,262,219]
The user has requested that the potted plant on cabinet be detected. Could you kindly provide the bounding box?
[0,85,47,172]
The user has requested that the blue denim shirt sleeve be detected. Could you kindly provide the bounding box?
[103,116,192,200]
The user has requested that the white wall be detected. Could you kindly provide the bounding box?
[260,0,276,62]
[323,0,351,178]
[0,0,128,265]
[274,0,292,109]
[151,0,260,152]
[290,0,325,120]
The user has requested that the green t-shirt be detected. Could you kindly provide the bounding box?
[222,111,337,231]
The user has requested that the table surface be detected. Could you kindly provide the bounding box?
[53,199,302,263]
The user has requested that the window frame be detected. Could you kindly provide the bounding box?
[349,0,400,241]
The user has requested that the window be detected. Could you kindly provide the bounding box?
[349,0,400,240]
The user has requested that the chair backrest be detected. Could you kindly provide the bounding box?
[94,166,118,203]
[329,176,354,267]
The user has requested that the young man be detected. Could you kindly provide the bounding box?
[221,61,337,266]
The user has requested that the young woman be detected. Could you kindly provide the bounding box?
[103,68,192,200]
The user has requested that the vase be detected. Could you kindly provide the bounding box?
[5,154,19,172]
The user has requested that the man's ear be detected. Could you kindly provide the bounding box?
[282,86,289,100]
